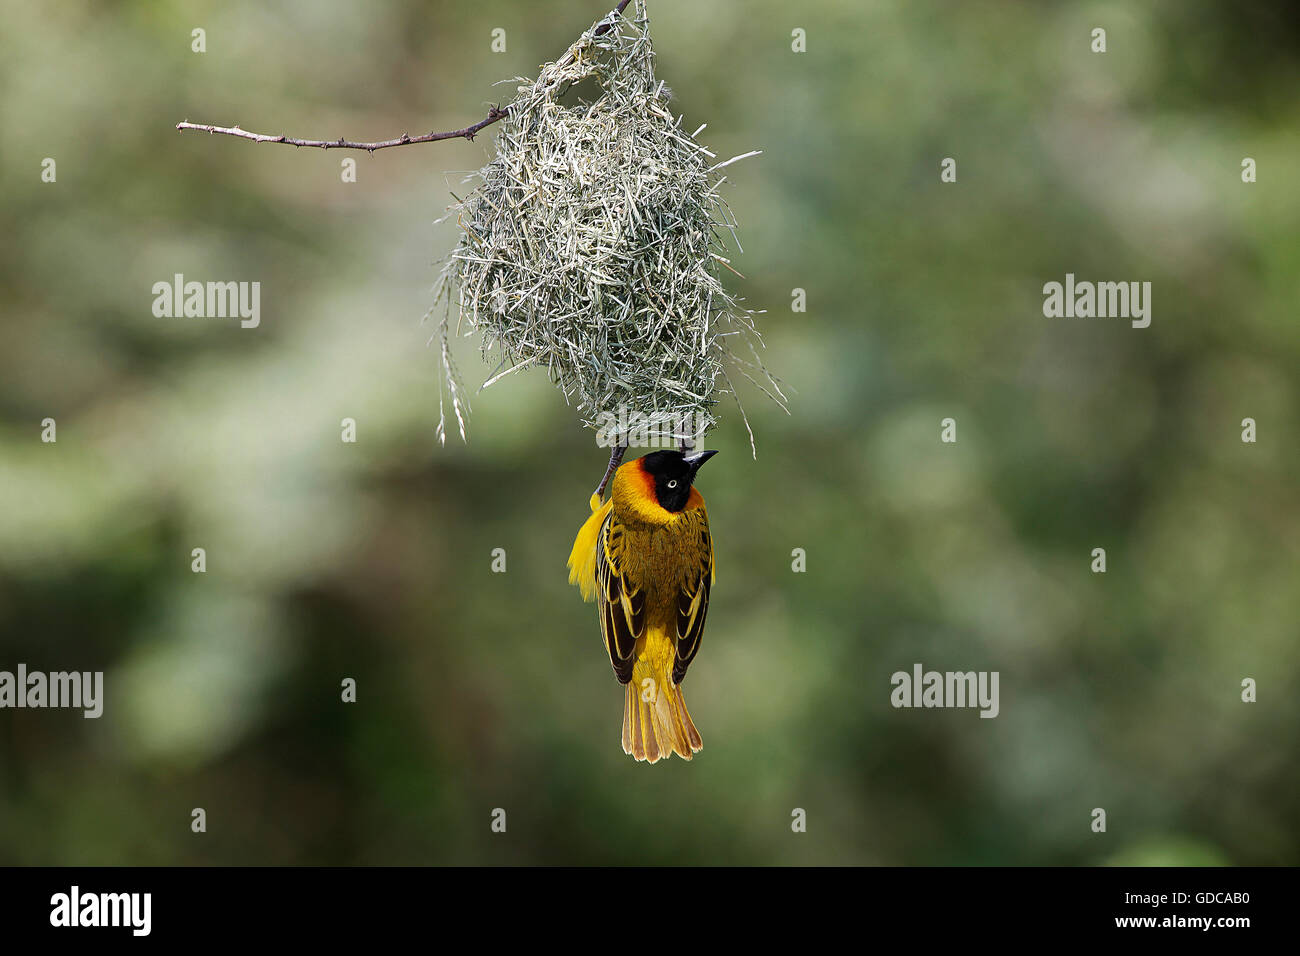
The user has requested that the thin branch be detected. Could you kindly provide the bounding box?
[592,0,634,36]
[174,109,510,152]
[173,0,634,153]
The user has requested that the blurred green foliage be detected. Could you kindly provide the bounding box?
[1,0,1297,865]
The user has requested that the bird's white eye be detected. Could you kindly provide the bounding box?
[666,479,678,488]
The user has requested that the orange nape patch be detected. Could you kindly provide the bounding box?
[632,457,660,503]
[609,457,677,525]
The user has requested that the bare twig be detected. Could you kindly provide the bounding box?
[594,0,634,36]
[173,0,633,152]
[174,109,509,152]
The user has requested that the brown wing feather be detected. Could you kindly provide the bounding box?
[596,512,644,683]
[673,507,713,685]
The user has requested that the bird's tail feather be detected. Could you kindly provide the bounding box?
[623,669,702,763]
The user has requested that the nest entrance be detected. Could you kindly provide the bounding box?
[432,0,779,451]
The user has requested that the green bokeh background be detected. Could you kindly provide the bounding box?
[1,0,1296,865]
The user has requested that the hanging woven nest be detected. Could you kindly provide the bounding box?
[431,0,780,450]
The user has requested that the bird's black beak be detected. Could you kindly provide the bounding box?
[683,449,718,474]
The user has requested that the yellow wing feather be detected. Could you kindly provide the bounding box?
[567,492,613,602]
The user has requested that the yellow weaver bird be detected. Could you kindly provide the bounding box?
[568,449,717,763]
